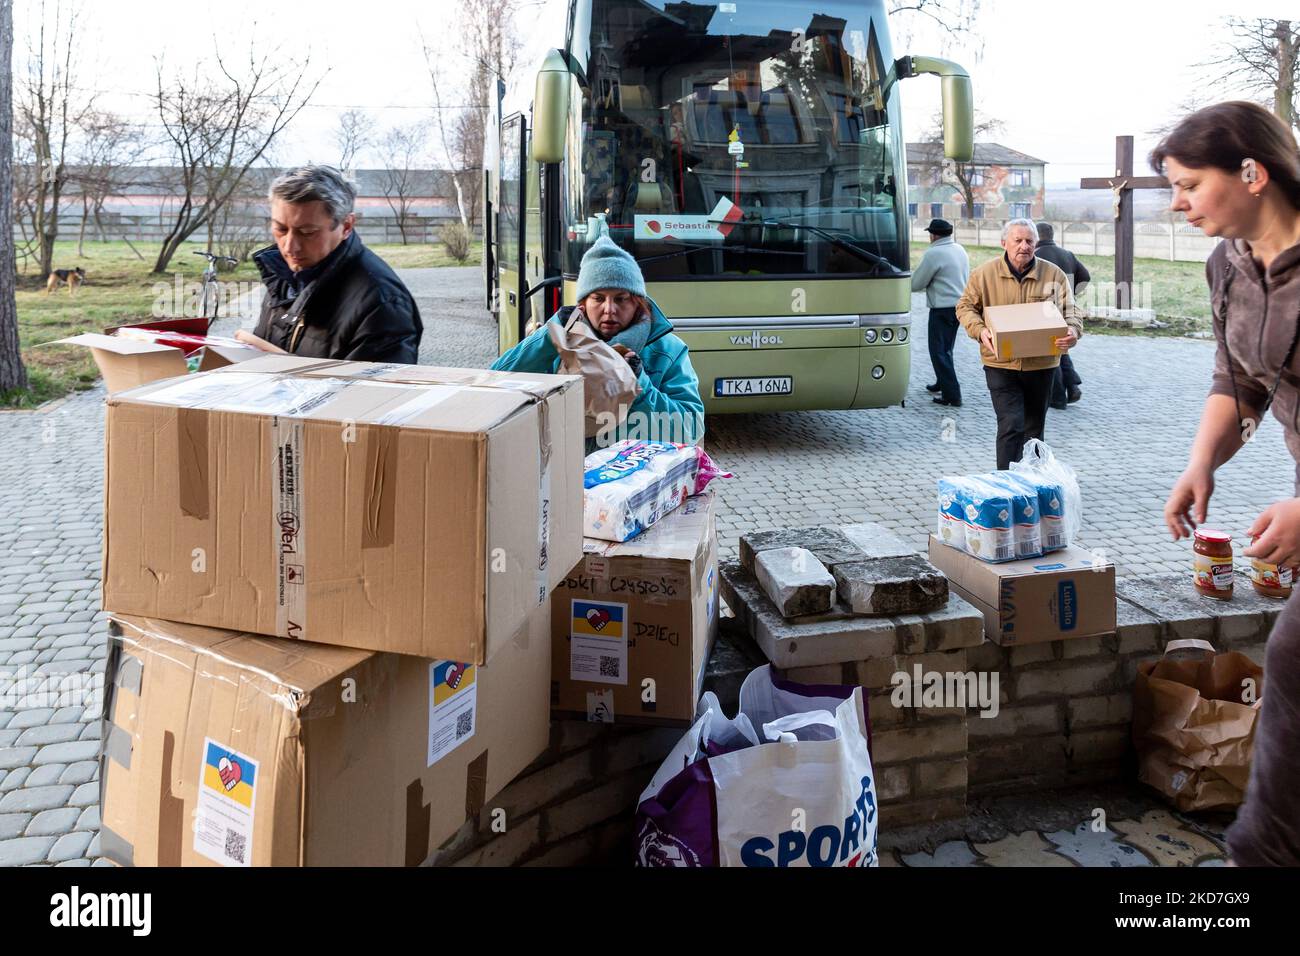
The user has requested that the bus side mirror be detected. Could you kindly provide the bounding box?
[533,50,570,164]
[896,55,973,163]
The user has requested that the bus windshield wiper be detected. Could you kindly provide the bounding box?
[733,219,903,274]
[634,242,797,265]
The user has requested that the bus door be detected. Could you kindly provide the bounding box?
[497,114,527,354]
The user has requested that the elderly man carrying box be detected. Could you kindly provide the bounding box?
[956,217,1085,470]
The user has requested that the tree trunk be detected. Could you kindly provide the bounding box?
[1275,21,1296,128]
[78,194,88,257]
[0,0,30,394]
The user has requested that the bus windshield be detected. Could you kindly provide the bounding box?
[566,0,907,281]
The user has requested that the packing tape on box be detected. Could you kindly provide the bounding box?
[98,823,135,867]
[104,720,133,770]
[176,407,210,519]
[465,749,489,818]
[114,651,144,696]
[405,778,432,867]
[535,398,553,608]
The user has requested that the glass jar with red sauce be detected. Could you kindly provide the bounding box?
[1193,529,1233,600]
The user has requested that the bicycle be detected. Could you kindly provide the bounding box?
[193,250,240,329]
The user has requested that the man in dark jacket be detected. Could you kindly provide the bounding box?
[250,165,422,362]
[1034,222,1086,408]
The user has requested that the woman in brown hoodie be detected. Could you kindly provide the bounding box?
[1157,101,1300,866]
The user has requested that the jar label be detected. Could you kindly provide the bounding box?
[1194,554,1233,591]
[1251,559,1293,589]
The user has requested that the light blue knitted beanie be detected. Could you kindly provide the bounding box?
[576,236,646,300]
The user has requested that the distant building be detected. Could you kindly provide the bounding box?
[904,143,1046,221]
[49,166,460,219]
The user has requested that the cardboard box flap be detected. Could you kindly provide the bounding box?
[203,344,265,366]
[289,360,579,401]
[596,491,715,561]
[48,332,178,356]
[983,301,1067,331]
[110,368,534,432]
[112,615,369,698]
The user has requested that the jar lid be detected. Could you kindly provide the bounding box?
[1194,528,1231,543]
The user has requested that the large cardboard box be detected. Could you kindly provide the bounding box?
[551,492,719,726]
[983,302,1068,362]
[50,319,263,394]
[928,535,1115,645]
[100,605,551,866]
[103,355,583,663]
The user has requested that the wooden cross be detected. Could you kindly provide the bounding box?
[1080,135,1168,309]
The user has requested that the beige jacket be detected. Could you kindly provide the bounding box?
[956,255,1086,371]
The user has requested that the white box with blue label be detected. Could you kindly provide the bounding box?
[928,535,1115,646]
[551,491,718,725]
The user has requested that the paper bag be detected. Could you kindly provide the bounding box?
[1132,638,1263,812]
[549,314,640,437]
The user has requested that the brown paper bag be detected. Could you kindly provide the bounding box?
[1132,638,1263,812]
[549,313,640,437]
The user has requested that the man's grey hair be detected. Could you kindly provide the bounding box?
[268,165,357,226]
[1002,217,1037,240]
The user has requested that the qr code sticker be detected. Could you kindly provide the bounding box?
[225,828,247,864]
[455,710,473,739]
[599,655,621,679]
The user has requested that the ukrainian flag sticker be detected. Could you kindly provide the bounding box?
[201,740,257,809]
[432,661,476,706]
[572,600,626,639]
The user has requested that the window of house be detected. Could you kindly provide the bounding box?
[966,166,984,186]
[907,202,918,217]
[1009,168,1030,187]
[930,202,944,218]
[907,168,919,187]
[1010,202,1031,218]
[970,202,984,218]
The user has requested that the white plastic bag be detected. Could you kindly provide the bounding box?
[635,665,879,867]
[1009,438,1081,551]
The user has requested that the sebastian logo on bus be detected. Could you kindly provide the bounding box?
[635,197,742,242]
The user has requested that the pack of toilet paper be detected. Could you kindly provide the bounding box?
[583,440,701,542]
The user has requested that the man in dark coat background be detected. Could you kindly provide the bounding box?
[248,165,422,363]
[1034,222,1086,409]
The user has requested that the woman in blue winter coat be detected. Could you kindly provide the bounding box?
[492,237,705,451]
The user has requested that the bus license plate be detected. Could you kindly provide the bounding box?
[714,376,793,397]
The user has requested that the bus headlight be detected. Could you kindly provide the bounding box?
[864,328,878,343]
[871,365,885,379]
[898,327,909,343]
[880,328,894,343]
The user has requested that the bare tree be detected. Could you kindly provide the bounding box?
[377,122,430,245]
[1204,18,1298,130]
[888,0,984,54]
[421,0,520,230]
[150,40,322,274]
[15,0,88,279]
[70,109,149,255]
[915,112,1004,217]
[335,108,375,172]
[0,0,29,395]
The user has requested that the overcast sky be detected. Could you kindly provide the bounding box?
[14,0,1291,185]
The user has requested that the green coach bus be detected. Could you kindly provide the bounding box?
[484,0,972,413]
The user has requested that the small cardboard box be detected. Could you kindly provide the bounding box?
[50,319,262,394]
[551,492,719,725]
[928,535,1115,645]
[103,355,584,663]
[99,606,551,866]
[983,301,1067,362]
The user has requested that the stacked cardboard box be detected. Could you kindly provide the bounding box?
[98,355,586,865]
[550,490,719,726]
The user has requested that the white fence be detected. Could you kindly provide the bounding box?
[913,218,1222,263]
[13,210,471,248]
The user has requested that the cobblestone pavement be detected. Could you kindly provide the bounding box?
[1,264,1287,866]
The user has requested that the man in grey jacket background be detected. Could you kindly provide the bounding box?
[911,219,971,407]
